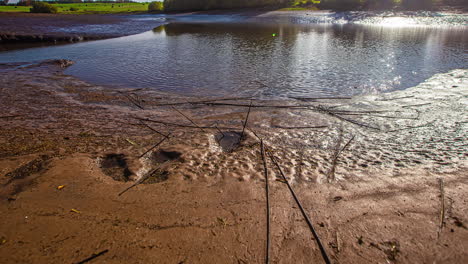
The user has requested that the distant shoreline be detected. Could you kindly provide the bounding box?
[0,12,161,48]
[0,9,466,48]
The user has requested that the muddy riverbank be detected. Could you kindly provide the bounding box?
[0,12,165,49]
[0,60,467,263]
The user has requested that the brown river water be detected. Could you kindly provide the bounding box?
[0,12,466,98]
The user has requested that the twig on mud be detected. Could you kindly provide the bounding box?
[118,91,144,110]
[171,107,206,132]
[0,115,23,119]
[134,117,237,130]
[152,97,254,106]
[118,168,161,196]
[316,106,381,130]
[247,127,262,141]
[379,95,415,101]
[402,103,431,108]
[268,152,331,264]
[75,249,109,264]
[387,121,435,132]
[240,101,253,142]
[336,231,341,253]
[438,178,445,238]
[213,123,225,137]
[259,139,271,264]
[138,121,170,138]
[290,96,352,101]
[209,122,226,144]
[194,102,313,109]
[328,135,355,182]
[272,125,328,129]
[139,133,172,158]
[338,113,419,120]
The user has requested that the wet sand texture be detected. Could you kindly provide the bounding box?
[0,60,467,263]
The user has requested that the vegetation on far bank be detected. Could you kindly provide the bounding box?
[0,0,465,14]
[0,2,149,14]
[163,0,465,12]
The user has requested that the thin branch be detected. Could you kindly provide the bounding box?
[272,125,328,129]
[318,107,381,130]
[338,113,419,120]
[379,95,415,101]
[75,249,109,264]
[328,135,355,182]
[402,103,431,108]
[152,97,254,106]
[118,91,144,110]
[290,96,352,101]
[139,133,172,158]
[260,140,271,264]
[138,120,170,138]
[118,167,163,196]
[211,122,225,137]
[171,107,206,132]
[437,178,445,238]
[0,115,23,119]
[135,117,236,130]
[387,121,435,132]
[268,152,331,264]
[240,101,253,141]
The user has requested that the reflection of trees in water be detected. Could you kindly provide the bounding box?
[150,21,466,96]
[162,0,454,12]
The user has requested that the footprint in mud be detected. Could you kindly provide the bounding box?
[4,155,50,185]
[100,154,132,182]
[142,149,183,184]
[151,150,183,164]
[215,131,242,152]
[2,155,50,197]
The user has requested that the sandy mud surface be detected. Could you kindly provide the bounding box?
[0,60,467,263]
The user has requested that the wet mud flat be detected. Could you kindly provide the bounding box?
[0,60,467,263]
[0,13,163,50]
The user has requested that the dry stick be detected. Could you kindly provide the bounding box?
[138,133,172,159]
[402,103,431,108]
[171,107,206,132]
[336,231,341,253]
[290,96,352,101]
[437,178,445,238]
[75,249,109,264]
[338,113,419,120]
[134,117,237,130]
[152,97,254,106]
[318,108,381,130]
[268,153,331,264]
[0,115,23,119]
[272,125,328,129]
[118,91,144,110]
[328,135,355,182]
[198,102,391,113]
[213,123,225,137]
[387,121,435,132]
[379,95,415,101]
[118,167,161,196]
[260,140,271,264]
[240,101,253,141]
[138,120,170,138]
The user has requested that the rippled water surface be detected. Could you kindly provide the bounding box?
[0,13,466,98]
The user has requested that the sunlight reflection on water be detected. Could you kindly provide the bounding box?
[0,12,466,98]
